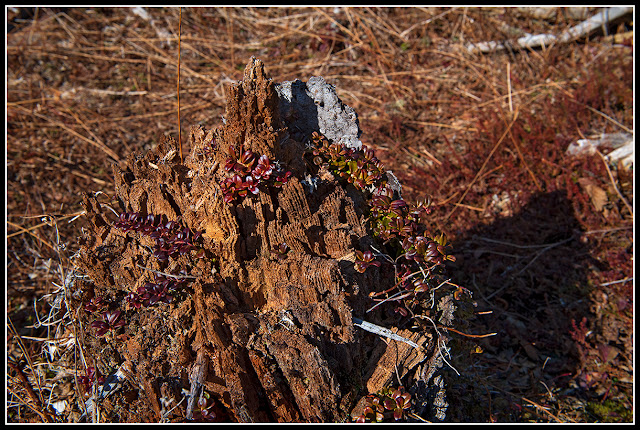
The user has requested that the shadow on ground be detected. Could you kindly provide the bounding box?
[444,190,597,421]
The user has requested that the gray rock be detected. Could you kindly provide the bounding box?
[275,76,362,149]
[275,75,402,198]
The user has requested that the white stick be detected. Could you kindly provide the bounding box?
[466,7,632,54]
[352,317,421,350]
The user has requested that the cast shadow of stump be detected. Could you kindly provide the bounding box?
[446,190,598,420]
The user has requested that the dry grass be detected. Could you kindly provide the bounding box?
[6,7,633,422]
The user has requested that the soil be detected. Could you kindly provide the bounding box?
[72,58,456,423]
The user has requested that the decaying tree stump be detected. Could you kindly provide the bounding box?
[74,57,455,423]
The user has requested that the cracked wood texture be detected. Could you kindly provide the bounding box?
[74,58,452,423]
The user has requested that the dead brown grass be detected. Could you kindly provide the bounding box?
[6,7,633,422]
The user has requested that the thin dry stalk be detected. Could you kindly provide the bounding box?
[596,150,633,217]
[6,220,62,256]
[177,7,183,163]
[7,212,84,239]
[521,397,565,423]
[444,109,520,221]
[6,364,54,423]
[10,105,120,162]
[7,318,54,422]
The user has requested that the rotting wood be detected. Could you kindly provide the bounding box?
[73,57,457,423]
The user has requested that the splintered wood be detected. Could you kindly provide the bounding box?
[74,58,454,422]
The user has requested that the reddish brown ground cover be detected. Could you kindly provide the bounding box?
[7,7,633,423]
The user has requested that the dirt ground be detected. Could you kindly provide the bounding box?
[6,7,633,423]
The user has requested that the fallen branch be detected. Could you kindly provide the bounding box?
[466,7,632,54]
